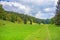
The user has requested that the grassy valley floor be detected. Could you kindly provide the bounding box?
[0,21,60,40]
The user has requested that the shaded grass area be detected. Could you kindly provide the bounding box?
[0,20,60,40]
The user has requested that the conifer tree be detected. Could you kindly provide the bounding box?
[55,0,60,25]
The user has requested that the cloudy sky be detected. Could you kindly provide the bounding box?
[0,0,58,19]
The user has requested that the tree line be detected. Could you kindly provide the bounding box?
[0,5,53,25]
[2,4,60,25]
[0,5,42,24]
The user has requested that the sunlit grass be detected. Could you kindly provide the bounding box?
[0,20,60,40]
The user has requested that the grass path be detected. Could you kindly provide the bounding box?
[24,24,52,40]
[24,29,41,40]
[45,25,51,40]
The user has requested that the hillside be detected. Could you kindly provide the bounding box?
[0,5,42,24]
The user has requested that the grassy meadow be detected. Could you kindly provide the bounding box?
[0,20,60,40]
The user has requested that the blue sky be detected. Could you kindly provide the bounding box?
[0,0,58,19]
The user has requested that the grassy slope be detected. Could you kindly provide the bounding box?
[0,20,60,40]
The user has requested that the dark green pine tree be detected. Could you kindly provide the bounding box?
[54,0,60,25]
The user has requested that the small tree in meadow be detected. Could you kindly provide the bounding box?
[24,18,27,24]
[30,19,32,25]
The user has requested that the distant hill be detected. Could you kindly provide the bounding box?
[0,5,42,24]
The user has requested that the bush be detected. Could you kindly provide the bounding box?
[0,20,5,26]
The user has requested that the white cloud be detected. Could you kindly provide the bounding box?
[35,11,55,19]
[0,1,31,15]
[0,0,58,19]
[0,1,12,6]
[13,2,26,10]
[20,0,58,5]
[0,1,26,10]
[44,7,56,12]
[54,0,58,5]
[24,7,31,14]
[21,0,44,4]
[49,13,55,18]
[35,11,44,19]
[44,8,51,12]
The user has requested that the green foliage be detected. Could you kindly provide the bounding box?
[0,20,5,26]
[10,14,16,22]
[30,19,32,25]
[50,18,55,24]
[0,5,51,24]
[16,17,23,23]
[24,18,27,24]
[54,11,60,25]
[54,0,60,25]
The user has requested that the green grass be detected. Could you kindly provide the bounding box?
[0,20,60,40]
